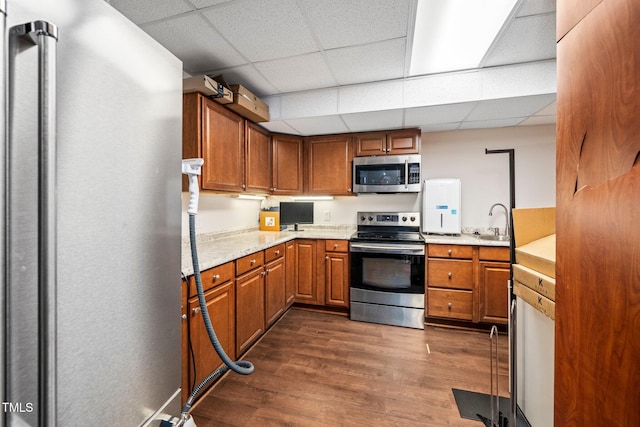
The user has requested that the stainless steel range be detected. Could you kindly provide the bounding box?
[350,212,425,329]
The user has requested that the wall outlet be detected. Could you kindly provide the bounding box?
[324,211,331,222]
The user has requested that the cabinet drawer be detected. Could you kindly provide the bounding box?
[236,251,264,276]
[479,246,510,262]
[427,259,473,290]
[325,239,349,252]
[265,244,285,262]
[427,288,473,321]
[428,244,473,259]
[189,262,234,296]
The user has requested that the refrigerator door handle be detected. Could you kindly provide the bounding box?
[1,3,6,427]
[9,20,59,427]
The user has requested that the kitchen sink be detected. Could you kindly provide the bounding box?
[478,235,510,241]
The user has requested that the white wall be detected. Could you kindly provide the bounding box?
[182,124,556,236]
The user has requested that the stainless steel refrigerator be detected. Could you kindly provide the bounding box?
[1,0,183,425]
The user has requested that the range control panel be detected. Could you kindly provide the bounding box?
[357,212,421,227]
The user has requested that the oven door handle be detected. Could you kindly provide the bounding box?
[349,242,425,255]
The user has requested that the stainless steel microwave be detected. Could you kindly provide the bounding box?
[353,154,421,193]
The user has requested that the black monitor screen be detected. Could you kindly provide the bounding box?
[280,202,314,225]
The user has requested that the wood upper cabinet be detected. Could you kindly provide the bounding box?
[272,134,304,194]
[355,129,421,156]
[306,135,354,195]
[183,93,245,191]
[245,122,271,193]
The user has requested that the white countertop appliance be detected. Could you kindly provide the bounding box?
[422,178,462,235]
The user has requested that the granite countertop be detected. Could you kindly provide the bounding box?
[422,233,512,247]
[182,226,355,276]
[182,226,510,276]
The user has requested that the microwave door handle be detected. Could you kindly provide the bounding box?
[404,159,408,188]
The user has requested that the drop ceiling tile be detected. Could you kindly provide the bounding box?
[341,109,404,132]
[535,100,557,116]
[261,95,281,120]
[299,0,411,49]
[482,13,556,67]
[519,115,556,126]
[190,0,234,9]
[339,80,404,114]
[284,116,349,136]
[110,0,193,25]
[325,38,406,86]
[280,88,338,119]
[459,117,525,130]
[404,102,477,127]
[404,71,482,108]
[259,120,300,134]
[421,122,462,133]
[467,94,556,121]
[142,14,246,72]
[481,61,556,99]
[204,64,279,97]
[254,53,336,93]
[201,0,318,62]
[516,0,556,17]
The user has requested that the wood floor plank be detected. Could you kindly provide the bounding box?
[191,308,509,426]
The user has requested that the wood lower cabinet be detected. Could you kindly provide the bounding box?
[285,241,297,306]
[324,240,349,308]
[426,244,510,325]
[294,239,320,304]
[187,280,235,393]
[235,253,265,356]
[264,244,286,327]
[306,135,354,195]
[272,134,303,194]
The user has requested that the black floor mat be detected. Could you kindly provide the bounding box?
[452,388,530,426]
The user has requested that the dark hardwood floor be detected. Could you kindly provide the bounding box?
[191,309,509,426]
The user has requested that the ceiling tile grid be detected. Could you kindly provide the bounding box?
[108,0,558,133]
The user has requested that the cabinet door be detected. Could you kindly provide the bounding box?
[188,281,235,390]
[294,239,319,304]
[236,269,265,355]
[386,129,421,155]
[245,122,271,193]
[307,135,354,195]
[325,251,349,307]
[354,132,386,156]
[285,241,297,306]
[200,96,245,191]
[272,134,303,194]
[478,262,510,324]
[265,257,286,327]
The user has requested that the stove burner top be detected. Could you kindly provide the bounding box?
[351,231,425,243]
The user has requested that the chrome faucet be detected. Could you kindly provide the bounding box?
[488,203,510,237]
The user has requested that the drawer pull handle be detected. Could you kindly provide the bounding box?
[448,272,452,278]
[192,307,201,315]
[250,259,256,264]
[181,314,187,320]
[333,244,338,248]
[448,249,453,255]
[212,274,220,281]
[274,250,280,255]
[448,303,453,309]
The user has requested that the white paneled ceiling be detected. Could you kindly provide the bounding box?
[108,0,557,135]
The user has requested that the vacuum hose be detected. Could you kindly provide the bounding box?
[181,213,254,415]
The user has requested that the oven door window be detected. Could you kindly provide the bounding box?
[353,252,424,294]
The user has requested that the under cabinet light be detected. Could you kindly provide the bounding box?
[290,196,334,201]
[234,194,266,201]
